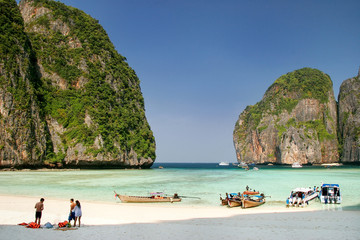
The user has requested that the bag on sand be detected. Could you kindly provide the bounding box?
[44,222,53,228]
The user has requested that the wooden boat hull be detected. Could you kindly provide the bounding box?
[228,199,242,208]
[117,194,181,203]
[220,197,228,206]
[243,198,265,208]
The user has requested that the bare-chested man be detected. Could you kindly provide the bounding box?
[68,198,76,226]
[34,198,44,225]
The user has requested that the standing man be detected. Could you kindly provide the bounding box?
[68,198,76,226]
[34,198,44,225]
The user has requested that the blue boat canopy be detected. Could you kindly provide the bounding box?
[322,184,340,187]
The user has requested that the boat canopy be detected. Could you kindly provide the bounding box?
[292,188,313,193]
[229,193,240,196]
[321,184,339,188]
[150,192,165,196]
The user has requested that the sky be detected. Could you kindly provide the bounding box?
[18,0,360,163]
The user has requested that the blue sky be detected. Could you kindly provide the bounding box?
[19,0,360,163]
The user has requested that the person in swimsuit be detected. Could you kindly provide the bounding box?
[74,200,82,227]
[34,198,44,225]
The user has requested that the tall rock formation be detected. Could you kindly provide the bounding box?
[233,68,339,164]
[0,0,155,168]
[0,0,47,167]
[338,69,360,163]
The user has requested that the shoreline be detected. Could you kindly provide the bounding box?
[1,162,359,171]
[0,195,359,240]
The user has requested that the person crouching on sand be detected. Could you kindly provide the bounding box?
[74,200,82,227]
[34,198,44,225]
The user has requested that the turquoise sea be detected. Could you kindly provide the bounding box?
[0,163,359,210]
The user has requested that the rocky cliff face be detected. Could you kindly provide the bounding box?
[233,68,339,164]
[0,0,47,167]
[0,0,155,168]
[338,70,360,163]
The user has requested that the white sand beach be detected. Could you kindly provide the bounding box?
[0,194,359,240]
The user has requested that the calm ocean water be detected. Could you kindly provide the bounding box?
[0,163,359,210]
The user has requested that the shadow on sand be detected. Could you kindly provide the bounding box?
[2,210,359,240]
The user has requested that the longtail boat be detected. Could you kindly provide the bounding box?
[242,195,266,208]
[228,198,242,208]
[220,191,267,208]
[220,193,242,207]
[114,191,181,203]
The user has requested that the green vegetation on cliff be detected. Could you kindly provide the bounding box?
[238,68,332,128]
[0,0,34,110]
[272,68,332,103]
[0,0,26,64]
[233,67,339,164]
[234,68,335,141]
[0,0,48,165]
[23,0,155,162]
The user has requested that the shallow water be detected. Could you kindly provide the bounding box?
[0,163,359,210]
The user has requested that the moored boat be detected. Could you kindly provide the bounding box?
[292,162,302,168]
[243,194,266,208]
[228,198,243,208]
[114,191,181,203]
[288,188,318,207]
[219,162,229,166]
[220,193,242,207]
[319,184,341,204]
[237,162,248,168]
[220,191,267,208]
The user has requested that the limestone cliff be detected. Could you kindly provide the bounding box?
[338,69,360,163]
[0,0,155,168]
[233,68,339,164]
[0,0,47,167]
[20,0,155,168]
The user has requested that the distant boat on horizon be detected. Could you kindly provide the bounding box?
[218,162,229,166]
[237,162,248,167]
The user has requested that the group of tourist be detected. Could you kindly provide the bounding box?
[34,198,82,227]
